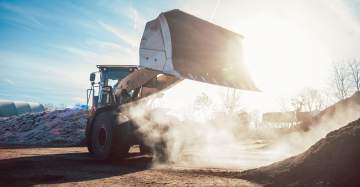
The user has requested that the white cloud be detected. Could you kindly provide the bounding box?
[126,6,147,31]
[97,21,140,48]
[2,78,15,85]
[210,0,222,21]
[85,39,135,55]
[58,44,137,66]
[0,2,43,27]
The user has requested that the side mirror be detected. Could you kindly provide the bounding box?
[90,73,96,82]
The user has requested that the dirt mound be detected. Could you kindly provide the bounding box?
[0,109,87,146]
[299,91,360,131]
[240,118,360,186]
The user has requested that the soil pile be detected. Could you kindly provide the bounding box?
[0,109,87,146]
[298,91,360,131]
[240,118,360,186]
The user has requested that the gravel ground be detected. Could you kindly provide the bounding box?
[0,146,260,186]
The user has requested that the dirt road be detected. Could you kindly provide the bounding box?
[0,146,261,186]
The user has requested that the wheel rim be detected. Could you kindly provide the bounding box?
[98,128,107,146]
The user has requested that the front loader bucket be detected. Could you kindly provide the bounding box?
[139,9,258,91]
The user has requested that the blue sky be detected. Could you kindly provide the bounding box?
[1,0,360,107]
[0,0,179,105]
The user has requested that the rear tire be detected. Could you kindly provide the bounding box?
[90,110,130,160]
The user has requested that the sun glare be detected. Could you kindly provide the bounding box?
[158,16,333,113]
[240,17,331,97]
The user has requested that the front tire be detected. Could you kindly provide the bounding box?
[85,118,94,154]
[90,110,130,160]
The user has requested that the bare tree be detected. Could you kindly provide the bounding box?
[301,88,325,112]
[348,59,360,92]
[194,92,212,109]
[332,61,351,99]
[223,88,242,114]
[290,95,305,112]
[281,88,325,113]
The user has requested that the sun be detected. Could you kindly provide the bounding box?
[238,17,331,98]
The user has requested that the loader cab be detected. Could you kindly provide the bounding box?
[87,65,137,111]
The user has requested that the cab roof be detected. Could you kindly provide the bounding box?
[96,65,138,69]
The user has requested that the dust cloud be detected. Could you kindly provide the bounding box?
[125,91,360,170]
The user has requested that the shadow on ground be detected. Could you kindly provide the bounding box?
[0,150,152,186]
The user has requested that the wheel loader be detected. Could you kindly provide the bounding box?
[86,9,258,160]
